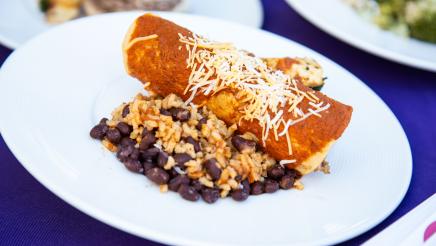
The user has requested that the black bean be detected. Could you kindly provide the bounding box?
[106,128,121,144]
[190,179,203,191]
[141,128,150,137]
[124,159,143,173]
[285,168,297,177]
[231,135,256,153]
[119,137,136,147]
[250,181,264,195]
[196,117,207,130]
[116,122,132,136]
[122,104,130,118]
[159,108,171,116]
[90,124,107,140]
[145,167,169,185]
[170,108,191,122]
[168,168,180,178]
[231,189,249,201]
[168,175,190,192]
[178,184,200,202]
[116,144,134,162]
[279,175,295,190]
[173,153,193,167]
[267,166,285,180]
[183,136,201,152]
[235,175,242,182]
[157,151,168,168]
[286,169,302,179]
[99,118,108,125]
[241,179,250,193]
[142,159,155,173]
[201,187,220,204]
[256,142,264,152]
[204,159,221,181]
[143,157,153,163]
[139,132,156,150]
[130,148,140,161]
[141,147,160,159]
[264,179,279,193]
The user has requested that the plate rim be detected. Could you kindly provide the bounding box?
[285,0,436,73]
[0,11,413,246]
[0,33,19,49]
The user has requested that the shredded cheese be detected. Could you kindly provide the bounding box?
[279,159,296,167]
[280,159,297,165]
[125,34,158,50]
[178,33,330,161]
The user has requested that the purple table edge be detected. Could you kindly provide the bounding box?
[0,0,435,245]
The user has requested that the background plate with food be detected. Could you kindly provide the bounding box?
[286,0,436,72]
[0,0,263,48]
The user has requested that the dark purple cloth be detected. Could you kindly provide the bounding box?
[0,0,435,245]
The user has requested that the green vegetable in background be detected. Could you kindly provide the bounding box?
[409,14,436,43]
[39,0,50,12]
[405,0,436,43]
[366,0,436,43]
[374,0,407,29]
[311,85,324,91]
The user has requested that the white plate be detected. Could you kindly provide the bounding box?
[0,0,263,49]
[286,0,436,72]
[0,12,412,246]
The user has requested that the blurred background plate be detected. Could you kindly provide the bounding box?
[286,0,436,72]
[0,12,412,245]
[0,0,263,49]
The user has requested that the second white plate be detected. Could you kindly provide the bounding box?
[0,0,263,49]
[286,0,436,72]
[0,12,412,246]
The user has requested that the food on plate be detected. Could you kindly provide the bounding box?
[263,57,325,90]
[123,14,352,174]
[344,0,436,43]
[39,0,81,23]
[91,93,305,203]
[38,0,187,23]
[82,0,187,15]
[90,14,352,203]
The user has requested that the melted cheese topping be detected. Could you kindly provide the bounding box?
[178,33,330,162]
